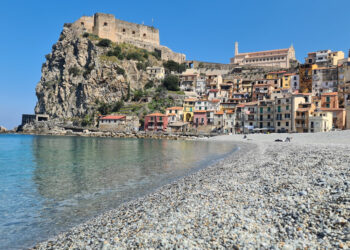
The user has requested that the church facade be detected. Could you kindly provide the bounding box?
[230,42,296,68]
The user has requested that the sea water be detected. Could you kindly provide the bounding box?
[0,134,237,249]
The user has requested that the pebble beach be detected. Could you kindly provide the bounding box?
[33,131,350,249]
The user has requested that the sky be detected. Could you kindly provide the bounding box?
[0,0,349,129]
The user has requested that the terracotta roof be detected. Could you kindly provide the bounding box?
[321,92,338,96]
[236,104,245,108]
[215,111,224,115]
[268,71,287,74]
[244,101,258,106]
[184,98,197,102]
[194,110,206,113]
[100,115,126,120]
[166,106,183,110]
[320,108,345,111]
[225,110,234,114]
[211,99,220,103]
[237,48,289,56]
[209,89,219,92]
[297,108,311,112]
[167,114,176,116]
[146,113,167,117]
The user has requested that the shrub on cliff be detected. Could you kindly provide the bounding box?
[132,89,145,101]
[163,75,180,91]
[116,66,125,76]
[126,52,144,61]
[163,60,187,73]
[106,46,122,57]
[97,101,124,115]
[97,39,112,47]
[68,66,81,77]
[145,80,154,89]
[81,115,93,127]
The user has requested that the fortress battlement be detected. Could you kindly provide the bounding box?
[73,13,160,46]
[71,13,185,63]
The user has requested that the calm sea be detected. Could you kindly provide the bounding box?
[0,134,238,249]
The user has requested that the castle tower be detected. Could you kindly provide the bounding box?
[235,41,239,56]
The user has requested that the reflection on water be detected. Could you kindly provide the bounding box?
[0,135,237,249]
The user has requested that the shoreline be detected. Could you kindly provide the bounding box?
[3,130,218,141]
[33,131,349,249]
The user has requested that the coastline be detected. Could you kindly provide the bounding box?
[33,131,349,249]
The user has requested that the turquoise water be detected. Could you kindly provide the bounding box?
[0,134,237,249]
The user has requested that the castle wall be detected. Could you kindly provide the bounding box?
[72,13,185,63]
[73,13,159,46]
[93,13,117,42]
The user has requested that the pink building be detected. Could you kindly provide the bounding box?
[144,113,168,131]
[193,110,207,127]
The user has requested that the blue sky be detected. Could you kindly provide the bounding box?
[0,0,349,129]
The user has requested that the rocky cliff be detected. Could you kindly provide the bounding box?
[35,24,164,122]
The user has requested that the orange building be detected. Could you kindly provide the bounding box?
[321,92,339,108]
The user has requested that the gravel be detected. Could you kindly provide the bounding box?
[33,132,350,249]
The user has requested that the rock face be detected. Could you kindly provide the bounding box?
[35,26,161,121]
[0,126,7,133]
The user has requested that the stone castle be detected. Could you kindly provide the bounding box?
[72,13,185,63]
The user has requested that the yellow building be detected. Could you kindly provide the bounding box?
[183,98,197,122]
[328,51,344,66]
[282,74,293,89]
[266,71,286,80]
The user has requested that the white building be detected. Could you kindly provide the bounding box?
[309,111,333,132]
[146,67,165,80]
[195,77,206,96]
[291,74,300,92]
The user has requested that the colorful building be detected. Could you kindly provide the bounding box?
[183,98,197,122]
[144,113,168,131]
[193,110,207,127]
[166,107,183,123]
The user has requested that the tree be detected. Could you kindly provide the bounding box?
[163,60,187,73]
[145,80,154,89]
[163,75,180,91]
[133,89,144,101]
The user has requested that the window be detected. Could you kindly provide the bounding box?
[104,22,108,26]
[159,116,162,121]
[277,122,281,126]
[326,103,330,108]
[286,105,289,110]
[122,28,126,32]
[286,122,289,126]
[81,22,84,26]
[326,97,330,102]
[260,107,263,113]
[143,33,147,37]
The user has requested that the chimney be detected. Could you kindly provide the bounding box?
[235,41,239,56]
[348,49,350,58]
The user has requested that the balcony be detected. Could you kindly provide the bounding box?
[296,124,307,128]
[147,125,154,129]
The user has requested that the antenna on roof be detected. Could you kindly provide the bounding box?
[152,18,154,27]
